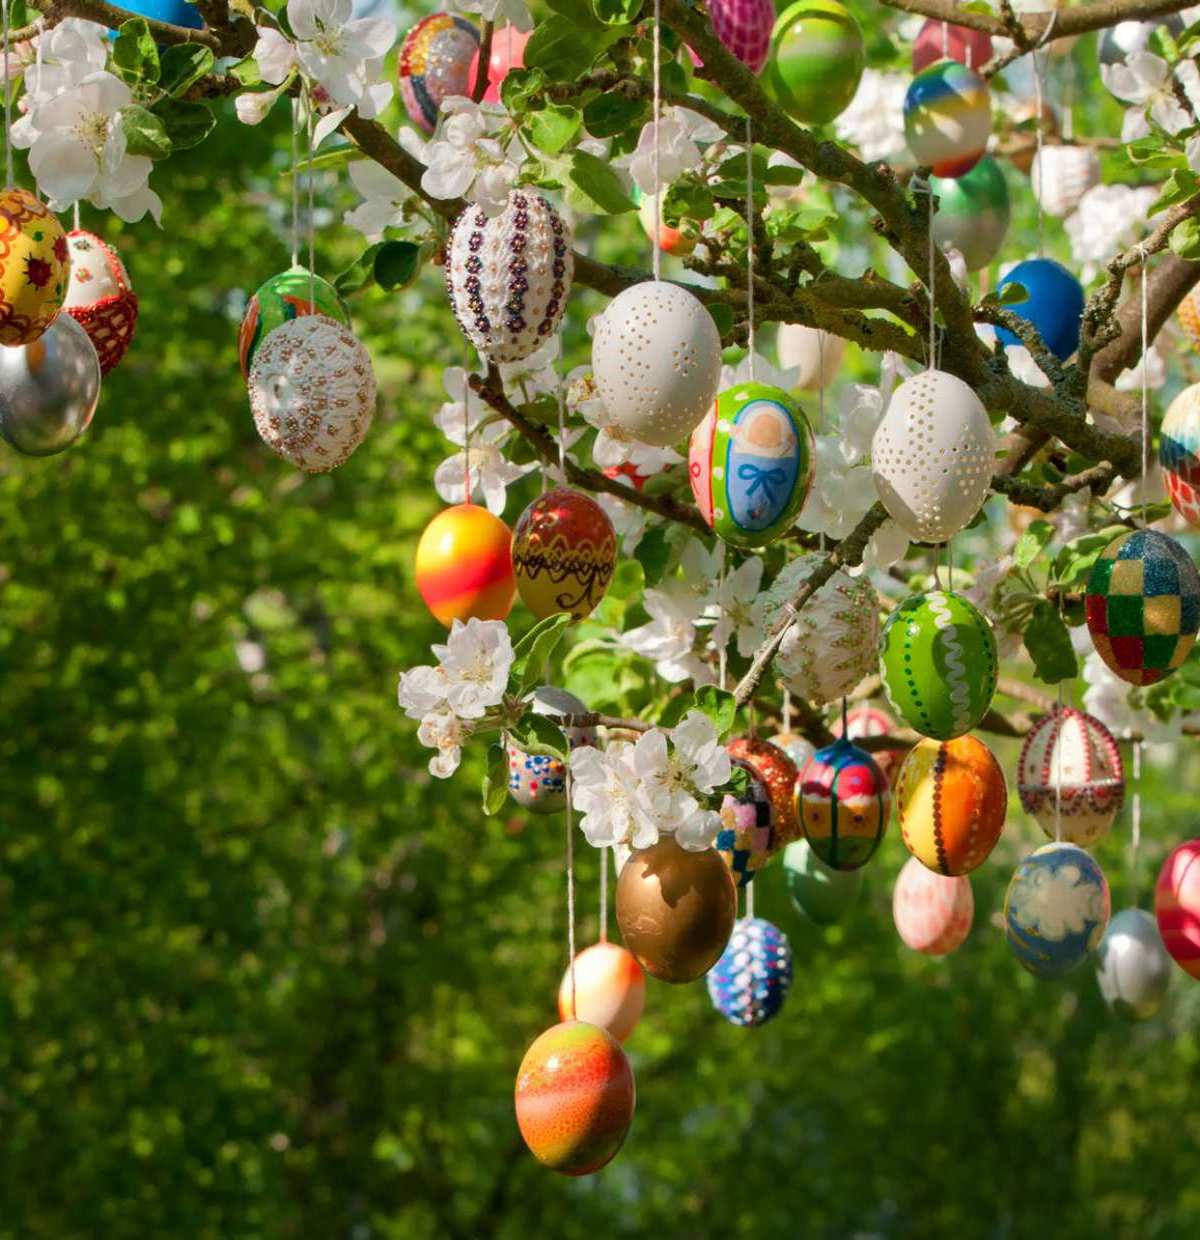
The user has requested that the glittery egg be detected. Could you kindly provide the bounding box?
[903,61,991,178]
[769,731,815,774]
[467,23,529,103]
[635,189,697,256]
[995,258,1084,360]
[592,281,722,448]
[831,704,903,784]
[688,382,814,549]
[62,230,137,375]
[558,942,646,1042]
[514,1020,635,1176]
[706,917,793,1026]
[1159,382,1200,526]
[710,0,776,74]
[880,591,997,741]
[446,190,573,365]
[415,502,517,626]
[782,838,863,925]
[508,686,595,813]
[911,18,993,73]
[897,735,1007,876]
[930,156,1010,272]
[766,0,865,126]
[871,369,996,543]
[1017,707,1125,846]
[776,323,845,390]
[797,737,891,871]
[1030,145,1100,220]
[511,487,617,621]
[398,12,480,133]
[892,855,973,956]
[1155,838,1200,980]
[1096,907,1173,1019]
[238,266,348,380]
[1085,528,1200,687]
[730,736,801,850]
[1005,843,1111,979]
[0,189,69,346]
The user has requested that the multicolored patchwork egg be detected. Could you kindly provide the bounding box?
[1017,707,1125,846]
[1155,838,1200,980]
[238,266,348,379]
[558,942,646,1042]
[415,502,517,626]
[446,190,573,365]
[995,258,1085,360]
[1160,382,1200,526]
[832,704,904,784]
[769,731,815,775]
[930,155,1010,272]
[0,189,69,346]
[1005,843,1111,979]
[730,737,801,851]
[880,591,998,741]
[710,0,776,74]
[903,61,991,178]
[398,12,480,134]
[782,838,863,925]
[766,0,865,126]
[776,323,845,390]
[62,230,137,375]
[1096,907,1173,1020]
[467,23,529,103]
[892,856,973,956]
[1085,528,1200,687]
[911,18,993,73]
[706,917,793,1027]
[688,382,814,549]
[1030,145,1100,219]
[716,759,774,888]
[897,735,1007,876]
[514,1020,635,1176]
[511,488,617,621]
[797,737,891,871]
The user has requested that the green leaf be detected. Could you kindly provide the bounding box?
[158,43,215,97]
[707,302,733,340]
[592,0,641,24]
[526,15,622,81]
[500,67,548,115]
[510,713,568,760]
[1149,168,1199,216]
[763,163,805,187]
[582,94,647,139]
[636,525,672,587]
[510,614,573,693]
[693,685,738,739]
[151,99,216,152]
[229,54,263,87]
[120,105,172,160]
[662,181,715,224]
[1126,134,1187,170]
[565,151,636,214]
[1013,519,1053,570]
[481,743,510,815]
[1171,216,1200,262]
[113,19,160,87]
[524,103,583,155]
[1023,599,1079,685]
[661,59,689,97]
[335,243,385,296]
[374,241,424,291]
[997,280,1029,306]
[1051,526,1124,589]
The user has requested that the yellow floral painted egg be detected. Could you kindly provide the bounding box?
[0,189,70,346]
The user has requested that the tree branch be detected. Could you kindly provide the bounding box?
[880,0,1194,42]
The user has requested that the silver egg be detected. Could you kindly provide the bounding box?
[1096,907,1173,1022]
[0,313,101,457]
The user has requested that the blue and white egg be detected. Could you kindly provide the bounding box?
[706,917,793,1027]
[508,685,595,814]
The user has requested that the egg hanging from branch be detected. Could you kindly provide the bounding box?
[903,61,991,178]
[765,0,865,126]
[558,942,646,1043]
[709,0,777,74]
[706,917,794,1027]
[398,12,480,134]
[1160,382,1200,526]
[1096,907,1173,1019]
[0,189,70,347]
[62,230,138,375]
[929,156,1010,272]
[511,488,617,621]
[892,857,974,956]
[782,839,863,925]
[1155,839,1200,981]
[995,258,1084,360]
[415,503,517,626]
[911,18,993,73]
[239,266,349,380]
[796,737,891,871]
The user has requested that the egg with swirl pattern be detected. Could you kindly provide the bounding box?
[511,488,617,621]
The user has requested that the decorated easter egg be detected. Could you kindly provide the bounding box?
[616,835,737,984]
[467,23,530,103]
[62,230,137,375]
[446,190,572,365]
[995,258,1084,360]
[766,1,865,126]
[707,917,793,1026]
[871,369,995,543]
[1085,528,1200,687]
[508,744,567,813]
[688,382,815,549]
[930,156,1010,272]
[238,266,349,379]
[893,856,973,955]
[592,281,722,448]
[415,502,517,626]
[1155,838,1200,979]
[710,0,776,73]
[716,758,774,888]
[797,737,891,871]
[110,0,204,28]
[0,189,69,346]
[511,488,617,621]
[558,942,646,1042]
[1096,907,1172,1020]
[1177,288,1200,349]
[831,704,904,784]
[782,838,863,925]
[1017,706,1125,846]
[248,316,375,472]
[635,189,697,256]
[776,323,845,390]
[398,12,480,133]
[897,735,1007,876]
[769,731,815,774]
[1160,382,1200,525]
[759,554,878,705]
[730,736,802,850]
[880,591,998,740]
[514,1020,635,1176]
[911,19,993,73]
[1005,843,1111,979]
[1030,145,1100,219]
[903,61,991,178]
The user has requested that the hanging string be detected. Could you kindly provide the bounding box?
[746,117,756,379]
[840,695,849,739]
[717,540,728,692]
[305,91,316,306]
[946,540,954,592]
[556,381,568,480]
[290,96,300,270]
[599,845,609,942]
[462,371,473,506]
[1130,737,1143,905]
[1033,46,1046,258]
[1054,588,1067,842]
[565,767,577,1019]
[924,181,936,370]
[1139,244,1150,528]
[73,201,81,231]
[746,878,755,921]
[817,332,825,429]
[941,19,950,59]
[932,542,943,589]
[782,686,792,734]
[2,0,12,189]
[651,0,662,283]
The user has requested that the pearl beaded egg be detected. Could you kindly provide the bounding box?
[706,917,793,1027]
[239,266,349,380]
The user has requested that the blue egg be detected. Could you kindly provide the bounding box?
[995,258,1085,360]
[108,0,204,31]
[706,917,793,1027]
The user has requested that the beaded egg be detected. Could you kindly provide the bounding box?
[797,737,891,871]
[508,686,595,814]
[592,281,722,448]
[782,838,863,925]
[238,267,348,380]
[880,591,998,741]
[765,0,865,127]
[776,323,845,390]
[514,1020,635,1176]
[897,735,1007,876]
[467,23,529,103]
[892,856,974,956]
[688,382,815,549]
[872,369,995,544]
[1085,528,1200,687]
[832,704,904,785]
[0,189,69,346]
[62,230,138,375]
[995,258,1084,360]
[716,759,774,888]
[398,12,480,134]
[1017,707,1125,847]
[903,61,991,178]
[415,503,517,626]
[1096,907,1173,1020]
[930,156,1010,272]
[558,942,646,1042]
[1030,145,1101,220]
[710,0,776,73]
[911,19,993,73]
[511,488,617,621]
[446,190,573,365]
[1155,838,1200,980]
[707,917,794,1027]
[1005,842,1111,980]
[1160,382,1200,526]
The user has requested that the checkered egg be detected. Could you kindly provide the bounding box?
[707,917,793,1027]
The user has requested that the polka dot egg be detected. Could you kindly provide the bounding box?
[706,917,793,1027]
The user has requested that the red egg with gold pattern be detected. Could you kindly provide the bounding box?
[512,487,617,621]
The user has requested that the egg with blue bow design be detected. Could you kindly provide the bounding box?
[707,917,793,1027]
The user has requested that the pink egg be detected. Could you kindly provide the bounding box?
[911,19,993,73]
[558,941,646,1043]
[1155,839,1200,980]
[467,24,530,103]
[709,0,775,74]
[892,855,974,956]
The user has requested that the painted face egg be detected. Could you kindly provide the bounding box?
[1160,382,1200,526]
[730,737,800,850]
[0,189,69,346]
[995,258,1084,360]
[897,735,1007,876]
[911,19,993,73]
[776,323,845,390]
[903,61,991,178]
[558,942,646,1042]
[467,23,529,103]
[766,1,865,127]
[514,1020,635,1176]
[446,190,573,365]
[688,383,814,549]
[398,12,480,134]
[1155,839,1200,980]
[511,488,617,621]
[1096,907,1173,1020]
[1005,843,1111,980]
[769,731,815,774]
[782,838,863,925]
[1017,707,1125,847]
[710,0,776,74]
[832,704,903,784]
[797,737,891,872]
[1085,528,1200,687]
[930,156,1010,272]
[716,759,774,888]
[871,369,995,544]
[591,281,722,448]
[62,230,138,375]
[706,917,793,1027]
[1030,145,1100,220]
[880,591,998,741]
[892,856,974,956]
[238,266,348,380]
[415,502,517,626]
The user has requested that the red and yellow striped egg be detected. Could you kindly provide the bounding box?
[1155,838,1200,980]
[415,503,516,626]
[558,942,646,1043]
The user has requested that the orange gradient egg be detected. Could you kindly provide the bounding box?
[414,503,516,626]
[557,942,646,1042]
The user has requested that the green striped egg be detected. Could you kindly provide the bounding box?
[765,0,865,127]
[880,590,997,741]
